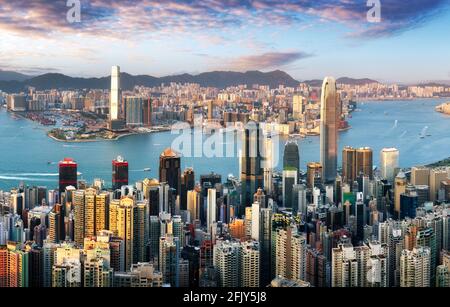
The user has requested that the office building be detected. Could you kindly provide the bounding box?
[342,146,373,185]
[320,77,340,183]
[411,166,430,186]
[283,141,300,173]
[112,156,129,190]
[207,189,217,232]
[282,170,297,208]
[240,121,263,210]
[125,96,143,126]
[307,162,322,188]
[159,148,181,196]
[181,168,195,211]
[380,148,399,183]
[430,168,449,202]
[59,158,77,193]
[394,172,407,219]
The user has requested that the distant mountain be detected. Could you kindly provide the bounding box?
[0,70,32,82]
[302,79,323,87]
[336,77,379,85]
[417,81,450,87]
[0,70,300,92]
[302,77,380,87]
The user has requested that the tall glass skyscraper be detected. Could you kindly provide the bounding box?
[320,77,340,184]
[380,148,399,183]
[283,140,300,172]
[124,97,143,126]
[240,121,263,213]
[159,148,181,196]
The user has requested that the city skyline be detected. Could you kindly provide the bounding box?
[0,1,450,83]
[0,1,449,292]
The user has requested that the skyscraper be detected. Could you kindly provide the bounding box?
[262,135,274,195]
[187,189,200,223]
[282,170,297,208]
[59,158,77,193]
[207,188,217,232]
[116,197,134,271]
[159,148,181,196]
[430,167,449,202]
[275,226,307,282]
[110,66,121,121]
[181,168,195,211]
[307,162,322,189]
[159,235,180,287]
[73,190,86,246]
[240,121,263,211]
[283,141,300,173]
[241,240,260,287]
[112,156,129,190]
[213,240,241,287]
[320,77,340,184]
[380,148,399,183]
[342,146,373,185]
[143,97,153,127]
[292,95,304,120]
[400,247,431,287]
[124,97,143,126]
[394,171,407,219]
[207,100,214,121]
[411,166,430,186]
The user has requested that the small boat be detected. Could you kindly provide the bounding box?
[419,126,429,139]
[143,168,151,172]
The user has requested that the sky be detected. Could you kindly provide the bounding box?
[0,0,450,83]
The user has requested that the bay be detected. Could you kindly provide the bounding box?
[0,98,448,190]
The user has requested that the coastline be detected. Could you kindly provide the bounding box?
[46,129,170,143]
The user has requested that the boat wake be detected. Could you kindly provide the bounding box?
[0,175,57,182]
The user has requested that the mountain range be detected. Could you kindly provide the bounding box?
[0,69,383,93]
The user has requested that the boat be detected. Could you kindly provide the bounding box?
[143,168,151,172]
[419,126,429,139]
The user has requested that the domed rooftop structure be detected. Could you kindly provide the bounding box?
[161,148,179,158]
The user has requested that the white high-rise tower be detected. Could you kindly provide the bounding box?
[110,66,121,121]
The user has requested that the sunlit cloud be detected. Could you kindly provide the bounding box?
[221,51,313,71]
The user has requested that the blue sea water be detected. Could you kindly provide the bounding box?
[0,98,448,190]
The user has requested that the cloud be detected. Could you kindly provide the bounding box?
[0,64,60,75]
[222,51,313,71]
[0,0,448,39]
